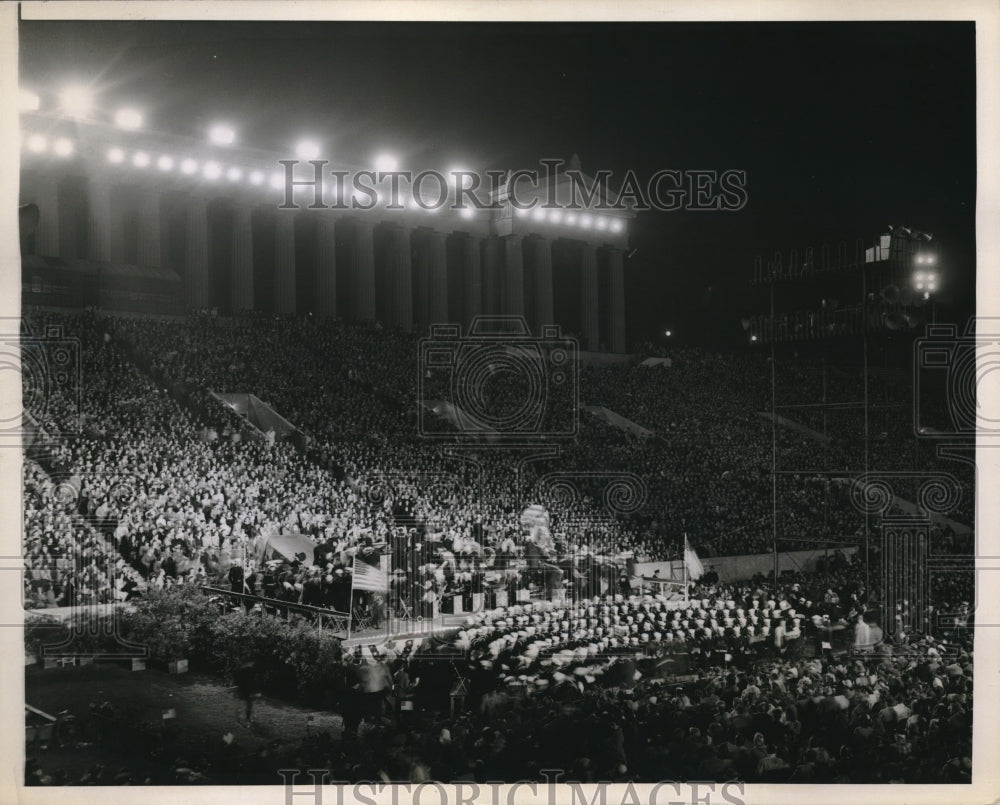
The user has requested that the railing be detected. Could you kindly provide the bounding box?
[200,586,351,634]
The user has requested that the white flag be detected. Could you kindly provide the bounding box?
[683,536,704,581]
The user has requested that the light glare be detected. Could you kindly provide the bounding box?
[208,124,235,146]
[249,170,264,185]
[59,85,93,118]
[53,138,74,157]
[227,167,242,181]
[296,140,321,160]
[107,147,125,164]
[374,153,399,172]
[157,155,174,171]
[181,158,198,175]
[27,134,47,153]
[133,152,150,168]
[115,108,143,130]
[203,161,222,180]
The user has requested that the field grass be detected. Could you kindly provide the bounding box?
[25,662,344,784]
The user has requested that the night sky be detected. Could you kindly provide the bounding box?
[19,21,977,345]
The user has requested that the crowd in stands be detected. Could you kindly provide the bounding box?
[21,309,974,620]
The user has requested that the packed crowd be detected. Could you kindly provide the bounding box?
[21,309,974,614]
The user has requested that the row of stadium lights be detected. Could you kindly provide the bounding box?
[20,85,625,231]
[515,205,624,232]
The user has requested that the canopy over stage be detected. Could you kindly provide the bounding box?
[258,532,316,566]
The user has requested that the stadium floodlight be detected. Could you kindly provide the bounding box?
[296,140,321,160]
[157,155,174,172]
[203,161,222,180]
[665,330,673,337]
[532,207,546,221]
[249,170,264,185]
[925,255,936,264]
[579,214,593,229]
[596,217,608,230]
[565,212,577,225]
[133,151,150,168]
[611,219,624,233]
[19,89,40,112]
[208,124,236,146]
[115,108,143,130]
[59,85,93,118]
[549,209,563,223]
[181,158,198,175]
[447,166,470,190]
[227,166,242,181]
[374,153,399,172]
[107,147,125,164]
[26,134,47,153]
[751,335,758,343]
[53,138,74,157]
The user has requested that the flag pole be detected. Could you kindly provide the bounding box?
[683,534,689,604]
[347,558,355,640]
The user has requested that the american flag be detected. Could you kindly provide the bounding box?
[352,556,388,592]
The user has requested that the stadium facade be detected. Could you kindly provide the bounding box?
[20,109,632,352]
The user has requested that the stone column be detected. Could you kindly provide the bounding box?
[351,219,376,322]
[109,189,129,264]
[28,173,60,257]
[412,239,428,330]
[606,247,626,353]
[184,196,210,309]
[481,237,501,315]
[529,236,554,331]
[501,234,524,317]
[231,203,254,313]
[384,223,413,331]
[315,214,337,317]
[136,190,161,267]
[580,241,600,351]
[463,234,483,328]
[86,179,113,263]
[427,230,448,325]
[274,211,296,315]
